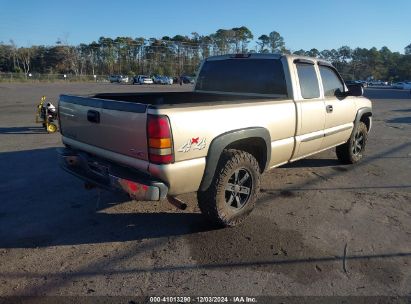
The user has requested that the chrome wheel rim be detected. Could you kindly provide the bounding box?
[224,168,252,210]
[352,130,365,155]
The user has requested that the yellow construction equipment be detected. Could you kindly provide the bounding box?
[35,96,58,133]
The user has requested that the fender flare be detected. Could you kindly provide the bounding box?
[199,127,271,191]
[354,107,372,131]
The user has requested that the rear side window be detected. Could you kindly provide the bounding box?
[319,66,344,97]
[195,59,287,96]
[296,63,320,99]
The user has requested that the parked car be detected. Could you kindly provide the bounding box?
[109,75,119,83]
[59,53,372,227]
[165,76,173,85]
[392,82,411,89]
[153,75,164,84]
[393,82,405,89]
[133,75,153,85]
[345,80,367,88]
[109,75,129,83]
[403,82,411,90]
[368,80,387,86]
[153,76,172,85]
[357,80,368,88]
[180,76,195,84]
[161,76,173,85]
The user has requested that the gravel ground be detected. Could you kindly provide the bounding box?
[0,83,410,298]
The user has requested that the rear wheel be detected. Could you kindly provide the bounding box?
[197,149,261,227]
[336,121,368,164]
[47,123,58,133]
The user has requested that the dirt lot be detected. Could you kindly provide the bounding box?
[0,82,410,298]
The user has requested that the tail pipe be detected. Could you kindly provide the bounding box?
[167,196,187,210]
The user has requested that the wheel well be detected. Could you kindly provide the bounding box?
[225,137,267,173]
[360,113,372,131]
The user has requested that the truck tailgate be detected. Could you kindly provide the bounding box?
[59,95,149,161]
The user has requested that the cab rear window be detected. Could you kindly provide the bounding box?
[195,59,288,96]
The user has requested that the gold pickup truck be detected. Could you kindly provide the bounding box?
[58,53,372,226]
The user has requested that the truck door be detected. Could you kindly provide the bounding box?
[292,60,326,160]
[318,64,356,149]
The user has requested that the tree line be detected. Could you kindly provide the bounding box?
[1,26,411,81]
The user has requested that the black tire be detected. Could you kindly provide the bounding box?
[336,121,368,164]
[197,149,261,227]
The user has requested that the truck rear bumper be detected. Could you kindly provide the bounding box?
[57,148,168,201]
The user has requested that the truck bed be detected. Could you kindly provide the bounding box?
[92,91,277,108]
[59,91,283,164]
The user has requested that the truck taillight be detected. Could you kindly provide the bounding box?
[147,114,174,164]
[230,54,251,58]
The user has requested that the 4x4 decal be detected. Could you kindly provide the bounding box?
[178,137,206,152]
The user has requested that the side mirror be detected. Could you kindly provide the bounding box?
[346,84,364,96]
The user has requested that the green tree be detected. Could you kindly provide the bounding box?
[98,37,115,74]
[232,26,253,53]
[338,46,352,63]
[397,54,411,80]
[293,49,306,56]
[268,31,285,53]
[307,48,320,58]
[257,35,270,53]
[211,29,232,54]
[17,47,32,75]
[319,49,333,61]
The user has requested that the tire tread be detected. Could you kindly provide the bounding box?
[198,149,260,227]
[336,122,368,164]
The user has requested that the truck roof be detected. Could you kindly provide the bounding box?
[205,53,333,67]
[205,53,282,61]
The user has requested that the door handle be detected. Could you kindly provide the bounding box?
[87,110,100,123]
[326,105,333,113]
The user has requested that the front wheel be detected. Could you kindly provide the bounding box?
[336,121,368,164]
[197,149,261,227]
